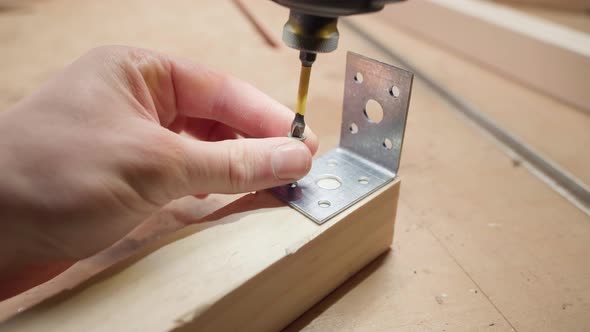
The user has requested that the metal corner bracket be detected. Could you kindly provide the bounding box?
[272,52,414,224]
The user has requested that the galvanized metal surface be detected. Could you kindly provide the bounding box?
[272,52,413,224]
[340,52,413,174]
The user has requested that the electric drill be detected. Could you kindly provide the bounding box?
[272,0,404,139]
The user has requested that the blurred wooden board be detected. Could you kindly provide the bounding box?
[0,0,589,331]
[380,0,590,114]
[502,2,590,34]
[494,0,590,11]
[375,2,590,187]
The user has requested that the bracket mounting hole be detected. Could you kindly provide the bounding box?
[349,122,359,134]
[358,177,369,185]
[327,159,338,167]
[318,200,331,208]
[354,72,363,83]
[390,85,400,97]
[364,99,383,123]
[383,138,393,150]
[316,175,342,190]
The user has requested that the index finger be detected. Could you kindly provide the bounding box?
[170,59,319,154]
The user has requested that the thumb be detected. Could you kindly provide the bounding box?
[177,137,312,195]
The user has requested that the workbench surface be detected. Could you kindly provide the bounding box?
[1,1,589,331]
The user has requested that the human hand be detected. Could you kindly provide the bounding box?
[0,46,318,275]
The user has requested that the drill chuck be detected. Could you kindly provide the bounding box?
[275,0,404,54]
[282,10,339,54]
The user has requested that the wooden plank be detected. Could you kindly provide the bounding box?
[374,6,590,186]
[0,182,399,331]
[508,3,590,34]
[379,0,590,114]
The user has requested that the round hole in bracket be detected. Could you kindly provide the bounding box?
[354,72,363,83]
[327,159,338,167]
[316,175,342,190]
[383,138,393,150]
[318,200,331,208]
[363,99,384,123]
[349,122,359,134]
[358,176,369,185]
[390,85,400,98]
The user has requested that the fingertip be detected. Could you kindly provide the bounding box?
[271,139,313,181]
[303,126,319,155]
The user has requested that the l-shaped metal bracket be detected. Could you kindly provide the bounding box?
[272,52,413,224]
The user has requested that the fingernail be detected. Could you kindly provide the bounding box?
[271,142,311,181]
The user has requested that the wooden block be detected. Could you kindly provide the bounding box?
[380,0,590,113]
[0,180,400,331]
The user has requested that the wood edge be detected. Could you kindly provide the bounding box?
[493,0,590,11]
[432,0,590,54]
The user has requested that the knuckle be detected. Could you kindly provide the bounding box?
[226,141,253,192]
[86,45,113,56]
[84,45,123,62]
[146,134,186,178]
[125,131,188,204]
